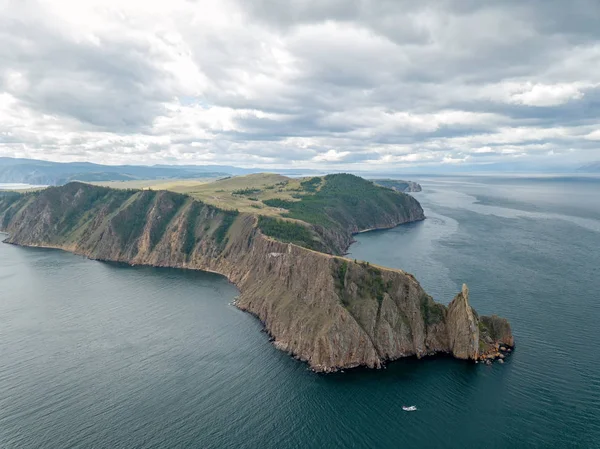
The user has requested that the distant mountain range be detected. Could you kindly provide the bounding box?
[6,155,592,186]
[0,157,226,185]
[578,162,600,173]
[0,157,322,186]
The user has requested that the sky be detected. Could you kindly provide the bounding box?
[1,0,599,170]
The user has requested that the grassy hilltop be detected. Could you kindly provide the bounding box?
[94,173,425,255]
[0,174,513,372]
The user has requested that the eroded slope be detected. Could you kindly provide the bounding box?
[0,182,513,371]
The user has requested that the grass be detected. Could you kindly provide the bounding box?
[332,258,394,307]
[88,172,420,255]
[232,188,261,195]
[0,192,26,229]
[90,177,225,192]
[262,174,420,253]
[300,177,322,192]
[183,202,200,257]
[149,173,321,216]
[280,174,415,228]
[111,191,157,249]
[214,211,239,247]
[147,193,188,250]
[420,293,446,325]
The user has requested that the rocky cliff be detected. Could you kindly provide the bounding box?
[0,182,513,372]
[371,179,423,193]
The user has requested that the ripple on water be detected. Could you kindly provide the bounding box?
[1,177,600,448]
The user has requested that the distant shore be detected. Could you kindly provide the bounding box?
[0,183,47,191]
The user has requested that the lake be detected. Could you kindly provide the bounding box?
[1,175,599,448]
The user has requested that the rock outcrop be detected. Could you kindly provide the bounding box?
[0,182,513,372]
[446,284,480,360]
[371,179,423,193]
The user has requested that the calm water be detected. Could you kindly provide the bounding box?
[1,176,599,448]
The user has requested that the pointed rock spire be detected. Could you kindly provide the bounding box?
[446,283,479,360]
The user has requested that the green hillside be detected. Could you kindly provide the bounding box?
[260,174,424,254]
[1,173,425,256]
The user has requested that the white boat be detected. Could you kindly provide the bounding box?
[402,406,417,412]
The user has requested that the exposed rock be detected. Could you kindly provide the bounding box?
[480,314,515,348]
[370,179,423,193]
[405,181,423,193]
[0,182,514,372]
[446,284,479,360]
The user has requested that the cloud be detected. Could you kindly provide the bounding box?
[493,82,591,107]
[313,150,351,162]
[0,0,599,169]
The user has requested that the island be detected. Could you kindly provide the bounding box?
[0,173,513,372]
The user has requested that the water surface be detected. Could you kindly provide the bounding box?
[1,175,599,448]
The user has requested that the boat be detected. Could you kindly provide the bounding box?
[402,406,417,412]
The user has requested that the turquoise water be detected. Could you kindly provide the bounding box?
[1,176,599,448]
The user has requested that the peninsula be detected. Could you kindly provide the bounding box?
[371,179,423,193]
[0,174,513,372]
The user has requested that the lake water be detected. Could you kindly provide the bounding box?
[0,183,46,190]
[1,176,599,448]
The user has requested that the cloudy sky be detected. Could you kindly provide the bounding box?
[1,0,599,170]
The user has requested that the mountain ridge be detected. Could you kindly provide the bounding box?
[0,177,513,371]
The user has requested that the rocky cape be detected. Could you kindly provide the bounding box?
[0,182,513,372]
[371,179,423,193]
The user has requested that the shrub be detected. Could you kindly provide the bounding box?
[214,211,239,246]
[232,188,261,195]
[262,198,294,209]
[300,177,322,192]
[183,202,200,257]
[257,216,322,251]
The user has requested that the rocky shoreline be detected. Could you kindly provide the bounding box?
[477,344,514,365]
[0,182,514,373]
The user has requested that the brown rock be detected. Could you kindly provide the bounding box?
[446,284,479,360]
[479,314,514,348]
[0,183,515,373]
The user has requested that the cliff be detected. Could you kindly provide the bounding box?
[371,179,423,193]
[259,174,425,255]
[0,181,513,372]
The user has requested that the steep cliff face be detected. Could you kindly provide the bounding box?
[0,183,513,372]
[371,179,423,193]
[446,284,480,359]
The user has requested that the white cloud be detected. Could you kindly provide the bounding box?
[0,0,599,169]
[442,155,470,164]
[313,150,351,162]
[584,129,600,140]
[501,82,588,107]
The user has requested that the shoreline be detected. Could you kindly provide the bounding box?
[353,218,426,236]
[0,183,512,372]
